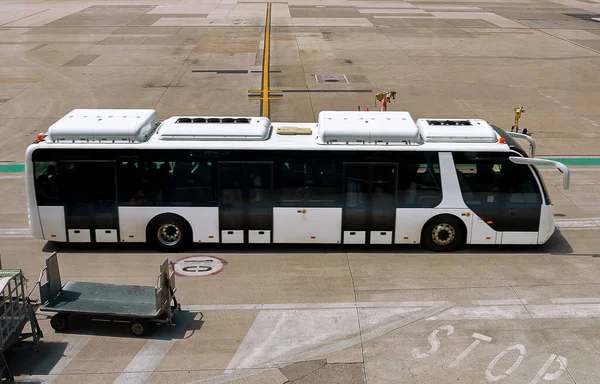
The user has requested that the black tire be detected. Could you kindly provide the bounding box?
[148,214,191,253]
[421,215,465,252]
[130,322,147,337]
[50,314,69,332]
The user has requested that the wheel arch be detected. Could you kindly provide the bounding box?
[420,213,467,249]
[146,212,193,248]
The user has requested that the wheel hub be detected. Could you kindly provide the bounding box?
[432,223,455,246]
[158,223,181,246]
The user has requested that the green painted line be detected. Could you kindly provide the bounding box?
[543,157,600,166]
[0,164,24,173]
[2,157,600,173]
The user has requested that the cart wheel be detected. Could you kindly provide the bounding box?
[130,322,147,337]
[50,314,69,332]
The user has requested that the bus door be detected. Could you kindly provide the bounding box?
[60,161,118,243]
[343,163,397,244]
[218,162,273,243]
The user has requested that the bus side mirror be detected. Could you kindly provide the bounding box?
[509,157,570,190]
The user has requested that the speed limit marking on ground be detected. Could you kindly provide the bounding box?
[173,256,227,277]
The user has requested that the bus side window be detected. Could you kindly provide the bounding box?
[453,154,503,204]
[34,161,61,205]
[397,154,442,208]
[277,160,341,206]
[500,162,542,204]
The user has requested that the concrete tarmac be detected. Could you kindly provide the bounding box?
[2,0,600,383]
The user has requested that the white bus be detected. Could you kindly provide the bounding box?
[25,109,570,252]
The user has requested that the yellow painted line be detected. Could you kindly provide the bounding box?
[249,89,282,94]
[261,3,272,118]
[0,78,41,83]
[249,97,282,101]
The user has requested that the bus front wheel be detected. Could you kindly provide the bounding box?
[148,214,191,252]
[421,215,465,252]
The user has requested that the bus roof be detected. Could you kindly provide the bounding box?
[32,108,518,153]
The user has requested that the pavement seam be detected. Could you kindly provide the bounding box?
[345,251,368,383]
[151,34,197,110]
[490,257,579,384]
[296,28,315,121]
[380,29,479,118]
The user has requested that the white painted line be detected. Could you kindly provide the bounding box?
[23,334,90,383]
[0,228,32,238]
[555,220,600,229]
[187,303,454,384]
[0,175,23,179]
[428,305,527,320]
[429,304,600,320]
[539,168,600,172]
[113,339,177,384]
[473,332,492,342]
[184,301,448,311]
[448,332,492,368]
[551,297,600,304]
[471,299,527,306]
[528,304,600,318]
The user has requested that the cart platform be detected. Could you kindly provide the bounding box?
[42,281,161,318]
[38,252,180,336]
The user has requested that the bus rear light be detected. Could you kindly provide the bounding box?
[487,221,493,224]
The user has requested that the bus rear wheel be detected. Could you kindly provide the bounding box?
[148,214,191,252]
[422,215,465,252]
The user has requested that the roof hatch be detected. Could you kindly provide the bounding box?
[317,111,420,145]
[416,118,498,143]
[46,109,157,143]
[157,116,271,141]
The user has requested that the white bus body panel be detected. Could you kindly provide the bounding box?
[537,203,555,244]
[118,207,219,243]
[221,230,243,243]
[344,231,366,244]
[95,229,118,242]
[394,208,473,244]
[25,149,43,240]
[502,232,538,245]
[470,215,500,245]
[38,206,66,242]
[273,207,342,243]
[249,230,271,243]
[68,229,91,242]
[370,231,392,244]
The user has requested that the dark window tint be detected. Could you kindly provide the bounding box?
[453,152,542,231]
[277,160,342,206]
[219,165,244,229]
[453,153,542,205]
[117,160,216,207]
[397,153,442,208]
[344,165,369,231]
[371,165,397,229]
[34,161,61,205]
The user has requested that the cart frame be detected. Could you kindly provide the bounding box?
[38,252,180,336]
[0,267,43,381]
